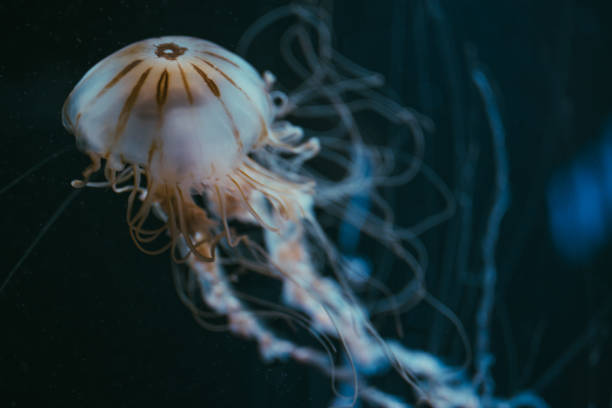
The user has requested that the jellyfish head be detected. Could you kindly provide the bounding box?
[62,36,317,260]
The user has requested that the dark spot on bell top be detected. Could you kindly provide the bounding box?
[155,42,187,60]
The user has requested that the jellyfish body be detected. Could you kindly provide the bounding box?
[60,26,541,407]
[63,36,316,259]
[61,34,423,406]
[60,34,461,408]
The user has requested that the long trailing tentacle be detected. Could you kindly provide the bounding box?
[1,189,82,292]
[262,209,425,406]
[0,145,73,195]
[175,238,341,377]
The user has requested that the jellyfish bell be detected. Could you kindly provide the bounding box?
[62,35,317,259]
[63,36,271,183]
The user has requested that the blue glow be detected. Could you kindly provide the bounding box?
[548,115,612,263]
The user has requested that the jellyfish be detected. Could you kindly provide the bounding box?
[54,6,551,408]
[60,34,424,407]
[62,36,318,263]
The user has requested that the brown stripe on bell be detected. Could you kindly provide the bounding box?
[97,59,143,98]
[191,63,220,97]
[156,69,169,110]
[115,67,152,140]
[177,62,193,104]
[202,51,240,68]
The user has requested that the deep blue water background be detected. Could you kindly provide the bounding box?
[1,0,611,407]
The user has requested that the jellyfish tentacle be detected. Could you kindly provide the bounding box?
[229,159,312,226]
[263,215,425,407]
[71,152,102,188]
[179,240,336,369]
[213,184,248,248]
[126,180,169,246]
[1,189,81,293]
[0,145,73,195]
[172,187,218,263]
[227,175,279,232]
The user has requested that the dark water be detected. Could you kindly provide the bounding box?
[1,1,611,407]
